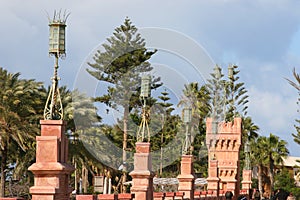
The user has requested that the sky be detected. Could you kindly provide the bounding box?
[0,0,299,156]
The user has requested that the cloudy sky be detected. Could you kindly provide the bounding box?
[0,1,299,156]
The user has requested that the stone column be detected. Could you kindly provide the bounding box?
[129,142,155,200]
[28,120,74,200]
[241,169,252,194]
[177,155,194,200]
[206,159,219,196]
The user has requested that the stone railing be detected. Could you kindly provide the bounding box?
[74,190,249,200]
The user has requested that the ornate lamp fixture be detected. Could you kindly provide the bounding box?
[244,140,251,170]
[137,75,151,142]
[44,10,70,120]
[182,106,192,155]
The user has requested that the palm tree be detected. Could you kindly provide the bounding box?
[64,89,103,193]
[0,68,43,197]
[267,133,289,194]
[251,136,268,196]
[286,68,300,145]
[251,134,289,196]
[286,68,300,91]
[242,116,259,141]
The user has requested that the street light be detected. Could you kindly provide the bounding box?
[140,75,151,98]
[244,140,251,170]
[214,65,221,79]
[44,10,69,120]
[137,75,151,142]
[182,106,192,155]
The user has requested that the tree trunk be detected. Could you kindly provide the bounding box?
[122,108,128,193]
[258,164,263,198]
[269,156,274,195]
[82,164,88,194]
[0,147,7,197]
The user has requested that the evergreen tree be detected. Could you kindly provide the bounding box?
[286,68,300,145]
[155,89,178,176]
[207,65,226,122]
[179,82,210,176]
[225,65,249,121]
[86,18,161,192]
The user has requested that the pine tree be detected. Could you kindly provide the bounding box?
[225,65,249,121]
[86,17,161,192]
[155,89,177,176]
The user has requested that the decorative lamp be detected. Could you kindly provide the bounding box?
[140,75,151,98]
[213,65,221,79]
[183,107,192,123]
[44,10,69,120]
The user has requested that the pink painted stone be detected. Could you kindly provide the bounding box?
[206,117,242,198]
[177,155,194,200]
[153,192,165,200]
[28,120,74,200]
[135,142,151,153]
[129,142,155,200]
[76,195,97,200]
[164,192,175,200]
[97,194,117,200]
[117,193,134,200]
[241,169,252,193]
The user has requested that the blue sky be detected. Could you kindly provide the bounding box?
[0,0,299,156]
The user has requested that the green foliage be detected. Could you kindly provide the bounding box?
[225,65,249,121]
[286,68,300,146]
[0,67,45,196]
[251,134,289,194]
[207,65,225,121]
[87,17,161,111]
[207,65,249,122]
[178,82,210,176]
[274,168,300,198]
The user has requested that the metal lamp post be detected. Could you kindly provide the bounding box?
[214,65,221,79]
[244,140,251,170]
[44,10,69,120]
[137,75,151,142]
[182,106,192,155]
[210,64,222,160]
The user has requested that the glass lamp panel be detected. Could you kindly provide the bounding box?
[183,108,192,123]
[140,76,151,97]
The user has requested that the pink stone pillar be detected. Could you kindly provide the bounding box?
[28,120,74,200]
[177,155,194,200]
[206,159,219,196]
[241,170,252,194]
[129,142,155,200]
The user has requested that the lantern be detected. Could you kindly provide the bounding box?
[213,65,221,79]
[140,75,151,98]
[49,21,66,56]
[183,107,192,123]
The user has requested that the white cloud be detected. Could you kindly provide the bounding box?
[0,0,299,155]
[248,85,298,141]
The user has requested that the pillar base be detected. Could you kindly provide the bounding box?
[129,142,155,200]
[177,155,194,200]
[242,170,252,194]
[28,120,74,200]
